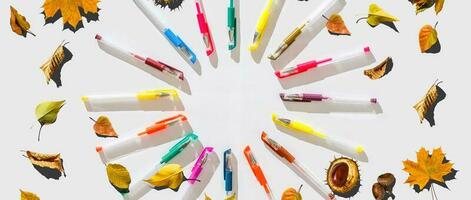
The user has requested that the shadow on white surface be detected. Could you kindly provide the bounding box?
[181,152,220,200]
[250,0,286,63]
[282,101,383,114]
[209,50,219,68]
[274,124,369,162]
[84,96,185,112]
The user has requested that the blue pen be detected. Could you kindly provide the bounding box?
[133,0,197,64]
[224,149,233,196]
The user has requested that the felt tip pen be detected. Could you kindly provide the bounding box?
[227,0,237,50]
[272,114,367,161]
[224,149,233,196]
[268,0,346,60]
[261,132,336,200]
[95,34,184,80]
[194,0,215,56]
[244,146,274,200]
[133,0,197,64]
[188,147,214,184]
[249,0,280,52]
[280,93,378,104]
[275,46,375,79]
[123,133,201,200]
[95,114,188,163]
[81,89,179,112]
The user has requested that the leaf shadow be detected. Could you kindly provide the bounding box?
[43,7,100,32]
[424,85,446,127]
[383,57,394,77]
[376,22,399,33]
[50,46,73,88]
[425,40,441,54]
[32,159,66,180]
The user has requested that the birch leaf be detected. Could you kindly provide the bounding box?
[144,164,193,192]
[435,0,445,14]
[10,6,35,37]
[24,151,66,178]
[364,57,393,80]
[42,0,100,32]
[357,4,399,27]
[419,24,439,53]
[35,100,65,141]
[225,193,236,200]
[91,116,118,138]
[402,147,454,190]
[282,185,303,200]
[414,81,446,126]
[20,190,40,200]
[326,14,351,36]
[106,163,131,194]
[40,42,72,87]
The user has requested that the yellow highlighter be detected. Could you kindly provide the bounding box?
[272,114,368,162]
[82,89,179,112]
[249,0,276,51]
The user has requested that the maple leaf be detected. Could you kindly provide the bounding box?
[42,0,100,32]
[402,147,454,190]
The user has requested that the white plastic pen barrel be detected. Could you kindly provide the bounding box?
[82,89,179,112]
[319,46,376,71]
[96,115,188,163]
[293,161,333,200]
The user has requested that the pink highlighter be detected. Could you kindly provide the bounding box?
[195,0,215,56]
[188,147,214,184]
[275,46,375,79]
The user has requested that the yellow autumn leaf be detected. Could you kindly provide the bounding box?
[435,0,445,14]
[326,14,351,36]
[92,116,118,138]
[282,185,303,200]
[204,193,212,200]
[106,163,131,194]
[10,6,35,37]
[360,4,399,27]
[40,41,72,87]
[419,24,438,53]
[415,0,435,14]
[42,0,100,32]
[20,190,40,200]
[24,151,66,177]
[225,193,236,200]
[35,100,65,141]
[403,147,454,190]
[145,164,186,191]
[364,57,393,80]
[413,81,444,126]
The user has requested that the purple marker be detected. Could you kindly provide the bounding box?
[280,93,377,104]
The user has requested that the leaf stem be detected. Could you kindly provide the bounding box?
[89,117,97,123]
[434,21,439,29]
[322,15,329,21]
[27,30,36,37]
[356,17,368,24]
[38,125,43,142]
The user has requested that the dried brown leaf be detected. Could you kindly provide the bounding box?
[364,57,393,80]
[24,151,66,177]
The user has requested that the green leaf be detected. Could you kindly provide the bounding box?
[35,100,65,141]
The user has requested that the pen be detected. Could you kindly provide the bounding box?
[272,114,367,162]
[243,146,274,200]
[268,0,346,60]
[224,149,233,196]
[95,34,184,80]
[261,132,336,200]
[194,0,215,56]
[123,133,201,200]
[249,0,280,51]
[227,0,237,50]
[280,93,378,104]
[188,147,214,184]
[96,114,188,163]
[81,89,179,112]
[133,0,197,64]
[275,46,375,79]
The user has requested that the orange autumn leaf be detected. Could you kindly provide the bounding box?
[92,116,118,138]
[402,147,453,190]
[326,14,351,36]
[10,6,35,37]
[42,0,100,32]
[419,24,439,53]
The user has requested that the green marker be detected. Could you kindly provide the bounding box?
[228,0,237,50]
[160,133,199,164]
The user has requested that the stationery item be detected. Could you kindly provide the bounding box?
[280,93,378,104]
[82,89,178,112]
[249,0,280,51]
[227,0,237,50]
[95,34,184,80]
[243,146,274,200]
[268,0,346,60]
[275,46,375,79]
[261,132,335,200]
[194,0,215,56]
[272,114,367,161]
[224,149,233,196]
[133,0,197,64]
[181,147,218,200]
[123,133,201,200]
[96,114,188,163]
[188,147,214,184]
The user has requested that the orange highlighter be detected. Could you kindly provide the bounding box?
[244,146,275,200]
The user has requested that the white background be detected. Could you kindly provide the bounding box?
[1,0,470,199]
